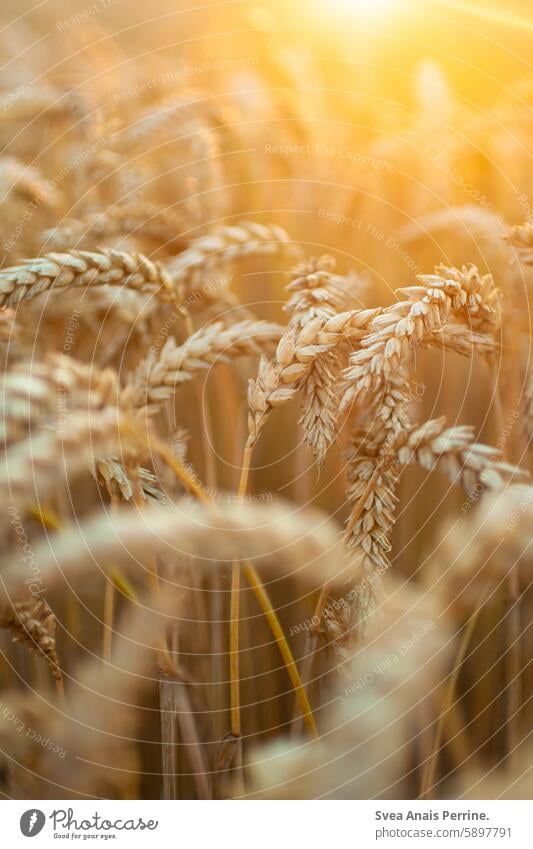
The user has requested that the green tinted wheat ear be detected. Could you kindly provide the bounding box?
[122,319,283,414]
[0,249,178,308]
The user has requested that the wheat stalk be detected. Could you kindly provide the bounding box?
[249,579,451,799]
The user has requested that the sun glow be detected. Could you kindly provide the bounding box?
[332,0,400,16]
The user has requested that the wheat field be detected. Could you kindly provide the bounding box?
[0,0,531,802]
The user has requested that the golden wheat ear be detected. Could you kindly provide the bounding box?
[0,248,178,308]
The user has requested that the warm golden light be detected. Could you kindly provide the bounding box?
[331,0,399,15]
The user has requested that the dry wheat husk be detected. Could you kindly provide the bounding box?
[394,417,527,494]
[42,202,187,252]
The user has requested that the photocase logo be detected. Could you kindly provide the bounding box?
[20,809,46,837]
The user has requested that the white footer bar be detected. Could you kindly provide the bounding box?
[3,800,529,847]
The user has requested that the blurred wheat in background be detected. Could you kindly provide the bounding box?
[0,0,531,800]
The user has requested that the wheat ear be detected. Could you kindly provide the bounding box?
[247,308,379,449]
[0,249,179,308]
[507,220,533,265]
[167,221,298,297]
[284,255,368,462]
[0,596,62,686]
[122,319,284,414]
[342,265,498,408]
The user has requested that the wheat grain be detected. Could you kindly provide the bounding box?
[94,460,166,503]
[325,378,411,647]
[0,408,140,510]
[285,256,368,461]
